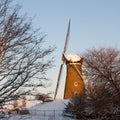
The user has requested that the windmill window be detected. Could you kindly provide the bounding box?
[74,82,78,86]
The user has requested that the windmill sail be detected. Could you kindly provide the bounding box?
[63,19,70,54]
[54,63,63,99]
[54,20,70,99]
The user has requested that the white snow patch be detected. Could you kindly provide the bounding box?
[29,99,69,110]
[67,54,81,62]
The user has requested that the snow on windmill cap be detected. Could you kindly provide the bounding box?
[66,54,81,62]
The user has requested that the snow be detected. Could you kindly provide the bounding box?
[1,99,75,120]
[29,99,69,110]
[67,54,81,62]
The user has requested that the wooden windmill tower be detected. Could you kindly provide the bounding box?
[54,20,87,99]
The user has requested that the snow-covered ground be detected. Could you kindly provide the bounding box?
[1,99,75,120]
[30,99,69,110]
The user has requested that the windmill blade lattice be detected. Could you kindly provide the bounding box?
[54,20,71,99]
[54,63,63,99]
[63,19,71,56]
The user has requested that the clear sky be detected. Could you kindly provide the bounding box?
[14,0,120,98]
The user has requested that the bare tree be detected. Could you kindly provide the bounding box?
[64,47,120,119]
[84,48,120,117]
[85,48,120,98]
[0,0,54,106]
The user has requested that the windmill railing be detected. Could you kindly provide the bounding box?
[1,109,120,119]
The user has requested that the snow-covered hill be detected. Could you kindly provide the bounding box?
[29,99,69,110]
[2,99,74,120]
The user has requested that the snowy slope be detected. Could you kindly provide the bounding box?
[2,99,74,120]
[29,99,69,110]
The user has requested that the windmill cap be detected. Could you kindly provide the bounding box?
[66,54,82,62]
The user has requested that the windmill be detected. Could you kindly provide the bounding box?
[54,20,88,99]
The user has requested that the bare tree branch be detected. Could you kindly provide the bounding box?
[0,0,55,106]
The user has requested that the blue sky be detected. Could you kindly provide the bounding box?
[14,0,120,98]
